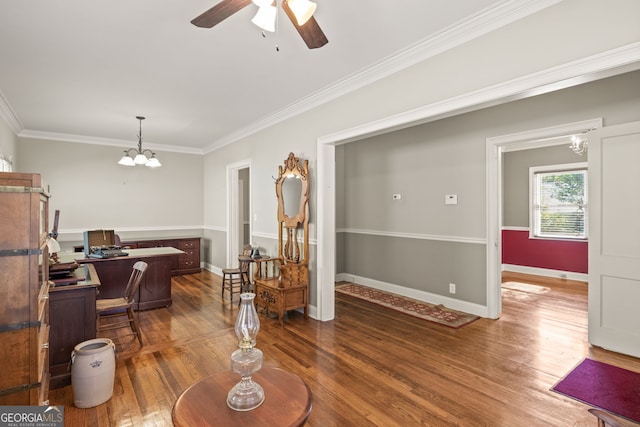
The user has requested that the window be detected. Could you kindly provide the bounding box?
[0,154,12,172]
[530,163,588,240]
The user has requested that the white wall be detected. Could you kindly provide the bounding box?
[17,137,204,248]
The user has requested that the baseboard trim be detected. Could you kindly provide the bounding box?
[501,264,587,282]
[336,273,488,318]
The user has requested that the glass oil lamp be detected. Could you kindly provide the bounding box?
[227,293,265,411]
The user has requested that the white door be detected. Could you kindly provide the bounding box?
[588,121,640,358]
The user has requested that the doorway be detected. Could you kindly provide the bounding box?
[486,118,602,318]
[227,160,251,269]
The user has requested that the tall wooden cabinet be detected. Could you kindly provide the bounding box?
[0,172,51,405]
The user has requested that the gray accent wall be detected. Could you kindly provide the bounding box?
[204,229,227,271]
[344,233,486,305]
[503,145,587,228]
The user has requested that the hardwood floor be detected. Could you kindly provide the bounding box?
[48,270,640,426]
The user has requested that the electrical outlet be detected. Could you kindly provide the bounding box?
[392,193,402,200]
[449,283,456,294]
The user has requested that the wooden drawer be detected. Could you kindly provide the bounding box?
[283,288,307,309]
[176,257,200,274]
[136,240,166,248]
[176,239,200,274]
[255,283,281,313]
[178,239,199,250]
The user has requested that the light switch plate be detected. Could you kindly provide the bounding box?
[445,194,457,205]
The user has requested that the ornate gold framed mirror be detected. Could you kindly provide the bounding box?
[276,152,309,264]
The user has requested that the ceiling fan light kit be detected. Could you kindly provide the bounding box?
[251,0,274,7]
[191,0,327,49]
[287,0,316,26]
[251,4,277,32]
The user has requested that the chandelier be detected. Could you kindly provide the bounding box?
[569,134,588,156]
[118,116,161,168]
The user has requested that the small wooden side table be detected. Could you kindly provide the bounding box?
[238,255,264,292]
[172,367,312,427]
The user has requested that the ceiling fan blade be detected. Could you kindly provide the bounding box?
[282,0,328,49]
[191,0,253,28]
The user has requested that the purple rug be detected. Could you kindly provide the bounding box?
[552,358,640,422]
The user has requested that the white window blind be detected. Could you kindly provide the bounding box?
[530,164,587,240]
[0,154,12,172]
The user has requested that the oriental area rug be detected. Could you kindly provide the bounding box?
[335,283,479,328]
[552,358,640,423]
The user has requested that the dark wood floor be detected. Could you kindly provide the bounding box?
[49,270,640,426]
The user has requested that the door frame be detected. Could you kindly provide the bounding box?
[485,118,602,318]
[226,159,252,269]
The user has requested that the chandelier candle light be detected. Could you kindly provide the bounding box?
[569,134,588,155]
[118,116,162,167]
[227,293,265,411]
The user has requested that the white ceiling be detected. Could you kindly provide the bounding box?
[0,0,554,154]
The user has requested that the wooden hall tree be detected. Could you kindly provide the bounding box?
[253,153,310,326]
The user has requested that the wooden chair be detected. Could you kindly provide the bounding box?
[254,153,310,326]
[588,408,639,427]
[221,245,252,302]
[96,260,147,347]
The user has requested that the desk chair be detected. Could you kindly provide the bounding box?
[96,261,147,347]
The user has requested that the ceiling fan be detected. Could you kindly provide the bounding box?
[191,0,328,49]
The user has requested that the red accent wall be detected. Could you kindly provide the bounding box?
[502,229,588,273]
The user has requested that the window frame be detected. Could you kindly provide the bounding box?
[529,162,588,241]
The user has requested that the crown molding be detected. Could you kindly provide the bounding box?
[203,0,563,152]
[318,42,640,146]
[17,129,204,155]
[0,89,22,135]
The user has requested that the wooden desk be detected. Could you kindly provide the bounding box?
[73,237,201,275]
[172,367,312,427]
[49,264,101,388]
[77,247,183,310]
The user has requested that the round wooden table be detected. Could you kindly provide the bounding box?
[172,367,312,427]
